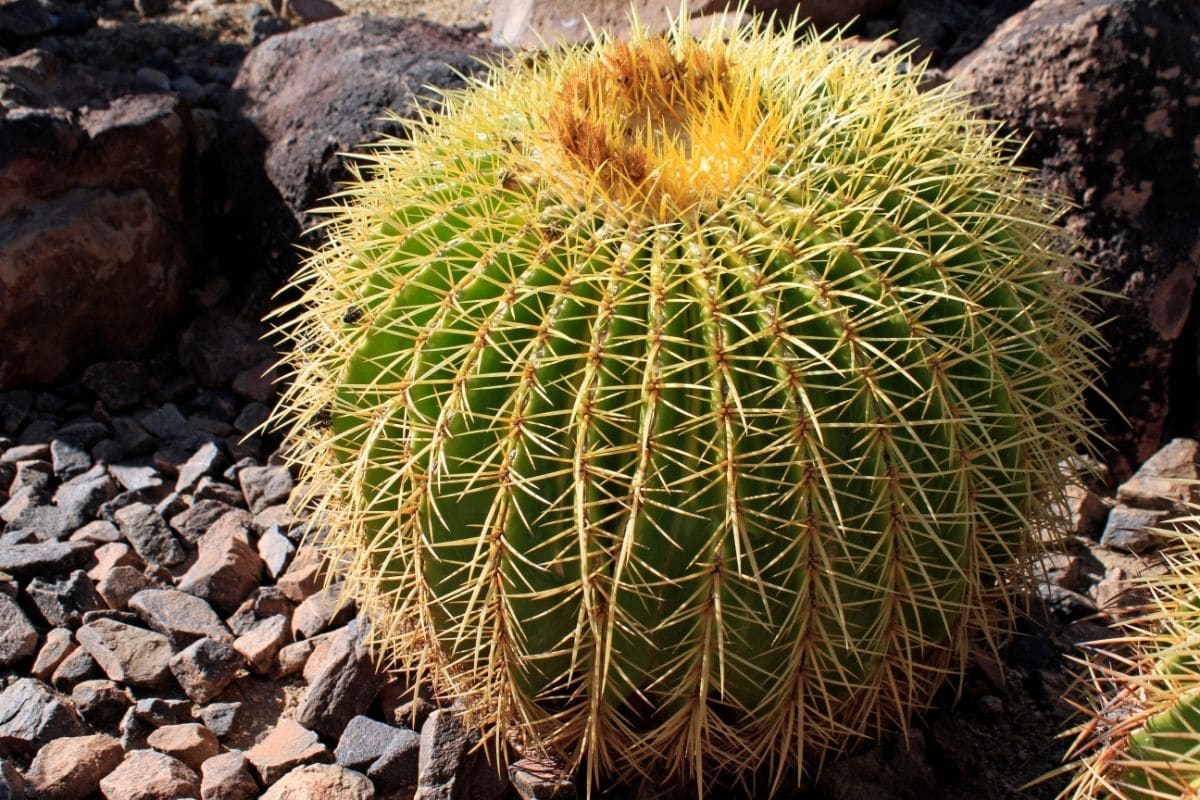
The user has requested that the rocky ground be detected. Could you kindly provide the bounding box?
[0,0,1198,798]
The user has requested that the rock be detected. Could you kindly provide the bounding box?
[0,50,194,390]
[118,706,153,752]
[97,565,152,611]
[76,618,175,688]
[258,764,371,799]
[413,708,469,800]
[176,442,227,494]
[73,520,121,544]
[199,751,257,800]
[0,593,36,667]
[72,679,130,726]
[274,640,312,679]
[147,723,219,772]
[290,585,352,640]
[244,718,330,786]
[178,314,276,389]
[365,726,420,794]
[0,758,23,800]
[507,759,575,800]
[0,678,85,756]
[114,503,185,567]
[1116,437,1200,510]
[49,647,101,691]
[193,702,240,739]
[216,16,492,279]
[109,464,164,493]
[134,697,190,728]
[1100,505,1171,553]
[81,361,150,412]
[30,628,74,681]
[236,465,292,514]
[169,501,245,545]
[334,716,403,771]
[232,614,289,675]
[88,541,142,581]
[99,750,200,800]
[27,569,104,627]
[0,541,93,578]
[0,0,53,41]
[130,589,232,646]
[294,621,386,739]
[24,734,123,800]
[253,587,293,619]
[276,547,323,602]
[193,478,244,506]
[256,527,295,579]
[138,405,187,441]
[50,437,91,480]
[231,403,268,436]
[231,360,280,404]
[949,0,1200,477]
[169,638,245,704]
[178,516,262,615]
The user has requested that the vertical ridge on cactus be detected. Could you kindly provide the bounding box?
[269,11,1103,792]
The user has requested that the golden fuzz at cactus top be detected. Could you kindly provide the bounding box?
[271,13,1103,793]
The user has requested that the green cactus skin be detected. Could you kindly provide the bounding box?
[1064,534,1200,800]
[272,14,1101,791]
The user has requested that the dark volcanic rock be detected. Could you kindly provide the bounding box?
[0,678,86,756]
[950,0,1200,477]
[0,49,195,389]
[214,15,492,283]
[294,620,385,739]
[0,540,93,578]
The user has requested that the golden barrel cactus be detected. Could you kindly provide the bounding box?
[271,12,1102,791]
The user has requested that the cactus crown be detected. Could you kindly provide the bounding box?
[271,11,1104,794]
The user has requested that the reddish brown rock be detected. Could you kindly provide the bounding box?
[1116,437,1200,511]
[233,614,289,675]
[177,515,263,615]
[276,547,323,603]
[169,637,245,704]
[200,750,258,800]
[87,542,141,582]
[950,0,1200,478]
[260,764,374,799]
[30,628,75,681]
[24,733,123,800]
[245,719,330,786]
[99,749,200,800]
[147,723,220,772]
[0,49,194,389]
[290,586,352,640]
[76,618,174,688]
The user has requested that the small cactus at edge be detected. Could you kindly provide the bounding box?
[1063,521,1200,800]
[270,11,1103,791]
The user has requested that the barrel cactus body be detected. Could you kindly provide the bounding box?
[272,15,1101,789]
[1065,527,1200,800]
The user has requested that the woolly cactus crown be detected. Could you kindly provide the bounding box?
[271,11,1103,792]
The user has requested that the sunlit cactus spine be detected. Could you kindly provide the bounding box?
[270,9,1102,792]
[1063,522,1200,800]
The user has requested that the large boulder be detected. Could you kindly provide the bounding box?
[950,0,1200,478]
[0,49,195,388]
[213,16,493,286]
